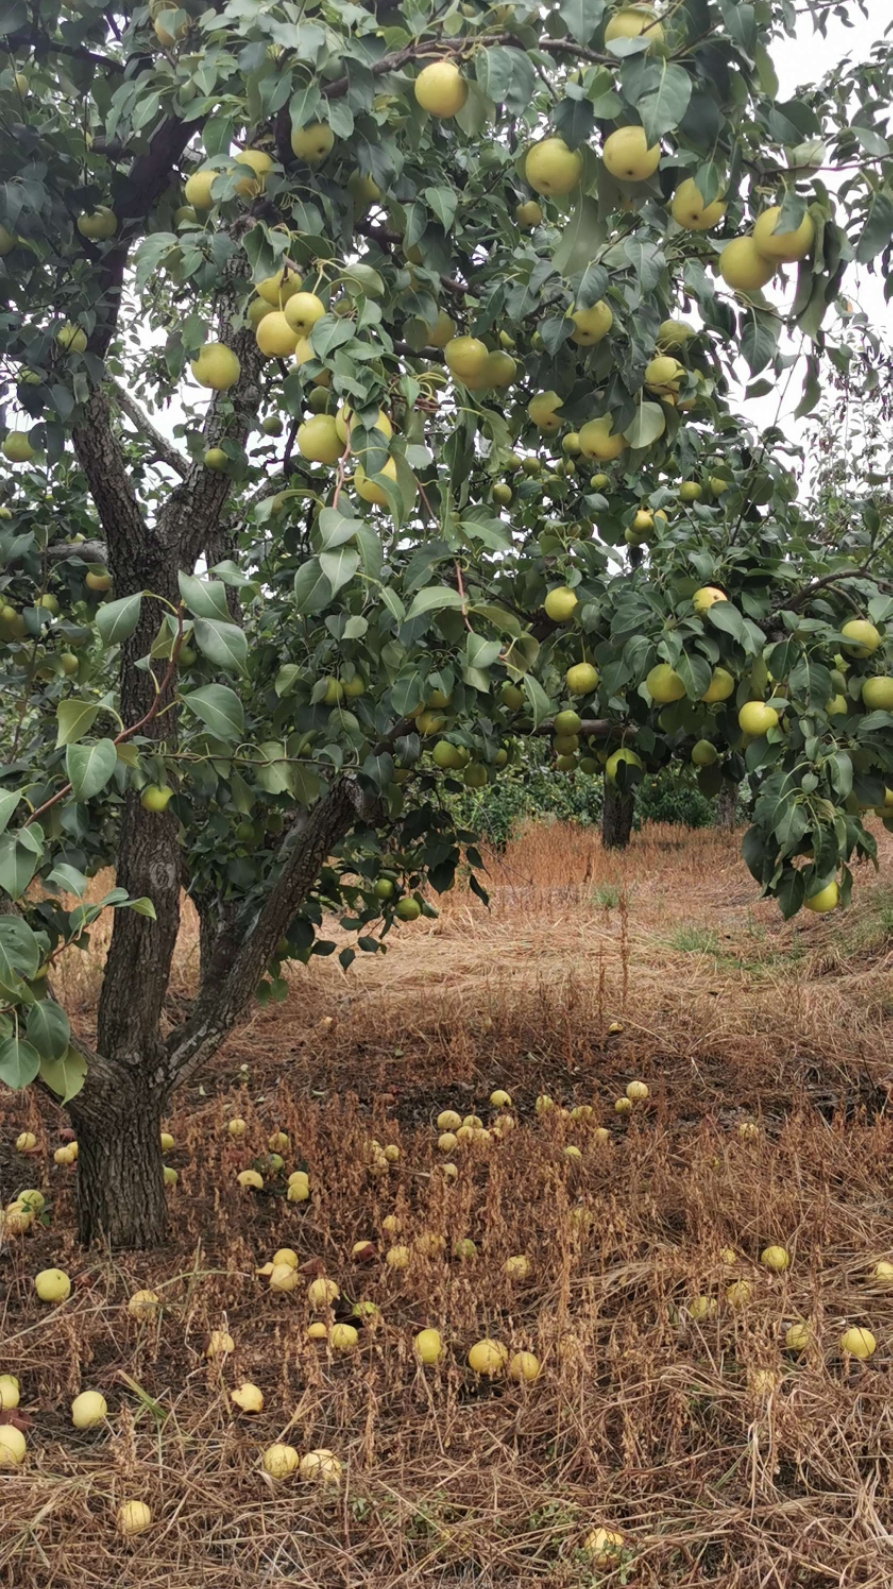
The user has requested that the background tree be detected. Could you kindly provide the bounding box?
[0,0,891,1248]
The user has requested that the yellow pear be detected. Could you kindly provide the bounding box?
[76,205,118,239]
[752,204,815,264]
[670,177,726,231]
[657,318,695,347]
[527,390,563,432]
[524,137,582,197]
[805,880,839,914]
[256,268,303,306]
[283,291,325,334]
[444,335,490,382]
[568,299,613,345]
[605,5,664,46]
[603,125,660,181]
[355,456,398,506]
[692,585,727,613]
[154,7,187,45]
[183,169,217,211]
[426,309,456,347]
[255,312,299,357]
[738,701,778,736]
[647,663,685,703]
[578,415,626,461]
[290,123,334,163]
[515,199,543,228]
[297,414,342,464]
[644,355,684,394]
[191,342,240,390]
[719,236,776,293]
[414,60,468,118]
[233,148,273,197]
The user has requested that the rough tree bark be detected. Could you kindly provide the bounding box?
[601,779,635,850]
[716,780,738,833]
[68,1057,168,1248]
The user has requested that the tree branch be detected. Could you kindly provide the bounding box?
[3,26,126,71]
[785,525,893,611]
[165,776,373,1085]
[109,379,189,478]
[321,31,611,102]
[89,114,201,360]
[42,539,109,565]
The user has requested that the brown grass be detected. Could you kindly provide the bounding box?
[2,821,893,1588]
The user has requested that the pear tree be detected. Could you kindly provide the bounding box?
[0,0,891,1246]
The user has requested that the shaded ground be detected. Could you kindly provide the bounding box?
[2,821,893,1588]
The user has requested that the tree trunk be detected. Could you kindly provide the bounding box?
[717,780,738,833]
[602,780,634,850]
[70,1072,168,1248]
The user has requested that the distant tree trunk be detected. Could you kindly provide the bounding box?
[602,780,634,849]
[717,781,737,832]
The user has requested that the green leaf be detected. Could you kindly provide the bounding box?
[124,897,157,919]
[46,862,87,896]
[178,571,231,622]
[754,41,779,98]
[0,1034,40,1089]
[293,558,332,614]
[55,699,99,748]
[676,652,714,701]
[636,63,692,144]
[39,1045,87,1104]
[319,546,360,597]
[0,916,41,986]
[0,836,41,904]
[741,310,780,376]
[255,741,295,796]
[706,602,751,649]
[193,617,249,676]
[274,663,301,697]
[0,789,19,838]
[576,262,609,311]
[95,593,142,647]
[522,674,552,729]
[380,586,406,623]
[553,196,606,276]
[182,684,244,741]
[26,998,71,1062]
[210,559,255,588]
[317,507,363,550]
[66,739,118,802]
[405,586,466,621]
[552,94,596,148]
[558,0,606,45]
[423,186,458,231]
[623,401,666,449]
[474,46,536,114]
[855,191,893,264]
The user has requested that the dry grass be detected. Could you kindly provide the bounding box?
[2,821,893,1588]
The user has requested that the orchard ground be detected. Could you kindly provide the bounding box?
[2,819,893,1589]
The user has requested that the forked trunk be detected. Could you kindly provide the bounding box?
[602,780,634,850]
[69,1071,168,1248]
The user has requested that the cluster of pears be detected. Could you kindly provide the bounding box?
[720,204,816,293]
[410,688,509,787]
[443,335,516,393]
